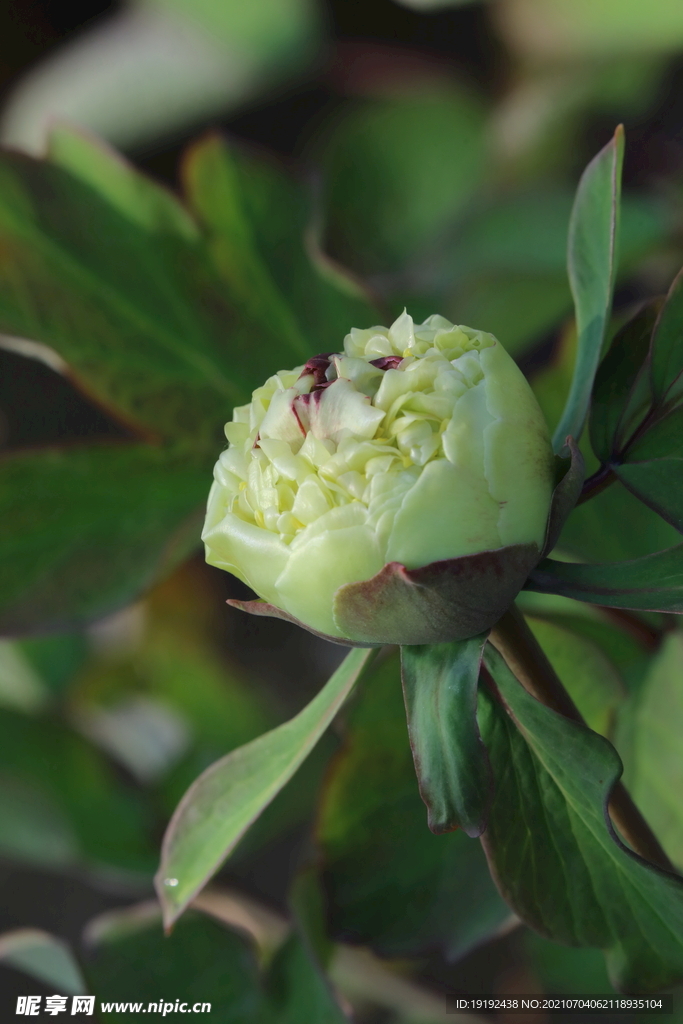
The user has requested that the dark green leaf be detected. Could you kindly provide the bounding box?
[481,644,683,992]
[553,126,624,450]
[617,405,683,531]
[84,908,265,1022]
[650,266,683,403]
[0,129,243,447]
[617,459,683,533]
[400,636,491,837]
[182,133,379,355]
[525,545,683,613]
[589,302,659,464]
[0,445,206,635]
[156,648,373,928]
[560,477,681,562]
[317,651,510,961]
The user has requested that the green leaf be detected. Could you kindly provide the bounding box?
[553,126,624,451]
[317,651,510,961]
[650,266,683,403]
[400,636,492,836]
[525,616,623,735]
[481,644,683,992]
[617,405,683,531]
[0,929,86,995]
[0,445,206,635]
[156,648,374,928]
[622,633,683,869]
[0,123,376,444]
[84,906,266,1022]
[589,301,659,464]
[182,133,379,355]
[526,544,683,612]
[559,477,681,563]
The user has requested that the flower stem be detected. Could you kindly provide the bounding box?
[489,603,675,873]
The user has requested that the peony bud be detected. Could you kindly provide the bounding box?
[203,312,556,646]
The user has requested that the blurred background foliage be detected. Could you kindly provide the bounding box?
[2,0,683,1018]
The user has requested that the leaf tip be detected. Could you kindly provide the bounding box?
[154,870,186,935]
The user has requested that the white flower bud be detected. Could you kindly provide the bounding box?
[203,312,555,645]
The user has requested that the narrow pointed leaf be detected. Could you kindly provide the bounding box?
[650,265,683,402]
[526,546,683,612]
[0,131,240,446]
[182,134,378,354]
[481,644,683,992]
[156,648,373,928]
[400,635,492,837]
[553,126,624,451]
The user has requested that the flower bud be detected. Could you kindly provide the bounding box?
[203,312,555,645]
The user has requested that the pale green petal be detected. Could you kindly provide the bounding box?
[203,512,289,606]
[333,355,383,396]
[275,524,385,638]
[259,388,306,444]
[480,344,554,547]
[309,379,385,441]
[441,378,492,476]
[387,458,500,568]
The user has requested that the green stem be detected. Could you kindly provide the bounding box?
[489,603,674,872]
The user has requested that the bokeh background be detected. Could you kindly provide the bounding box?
[2,0,683,1018]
